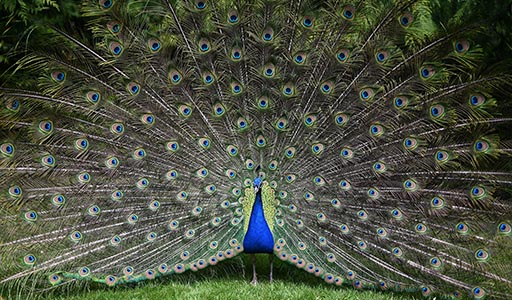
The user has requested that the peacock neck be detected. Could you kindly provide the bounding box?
[242,189,275,254]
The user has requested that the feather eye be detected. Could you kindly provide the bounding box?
[227,9,239,24]
[341,5,355,20]
[372,161,386,174]
[47,201,68,217]
[434,150,451,164]
[109,41,123,56]
[421,286,432,296]
[284,147,296,159]
[75,138,89,151]
[415,223,428,234]
[420,65,435,79]
[236,117,249,131]
[268,160,278,171]
[23,254,37,265]
[48,274,62,285]
[1,142,15,157]
[225,169,236,179]
[5,99,20,112]
[474,249,489,261]
[285,174,296,183]
[301,16,314,28]
[340,148,353,159]
[40,154,56,167]
[339,180,351,190]
[262,27,274,42]
[403,136,418,151]
[320,81,334,94]
[368,187,380,199]
[136,178,149,189]
[166,140,180,153]
[393,95,408,110]
[69,230,83,242]
[23,211,38,222]
[455,222,469,235]
[230,46,242,61]
[256,96,270,110]
[230,81,243,94]
[78,172,91,184]
[473,138,491,153]
[105,156,119,169]
[390,208,403,220]
[166,169,178,180]
[293,52,307,65]
[99,0,114,9]
[132,147,146,160]
[202,71,215,85]
[303,114,318,127]
[429,104,445,119]
[369,123,384,137]
[110,122,124,135]
[141,114,155,126]
[470,185,487,199]
[194,0,206,10]
[226,145,238,156]
[431,196,445,209]
[472,287,486,299]
[107,20,122,34]
[111,190,123,201]
[51,71,66,83]
[498,222,511,235]
[311,143,324,156]
[454,40,470,54]
[38,120,53,134]
[255,134,267,148]
[375,50,389,64]
[212,102,227,117]
[398,12,413,27]
[169,69,183,85]
[178,104,192,118]
[336,49,350,63]
[334,113,349,126]
[359,87,375,101]
[198,137,211,149]
[147,38,161,53]
[262,63,276,78]
[275,117,289,131]
[198,38,211,53]
[469,93,485,107]
[282,82,296,97]
[86,91,101,104]
[127,82,140,95]
[392,247,403,257]
[403,178,418,191]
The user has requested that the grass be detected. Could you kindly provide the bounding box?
[54,279,423,300]
[15,255,426,300]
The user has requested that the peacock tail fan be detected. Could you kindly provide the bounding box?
[1,0,512,299]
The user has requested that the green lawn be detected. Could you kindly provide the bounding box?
[55,279,422,300]
[36,255,427,300]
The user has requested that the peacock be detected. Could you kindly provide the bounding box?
[1,0,512,299]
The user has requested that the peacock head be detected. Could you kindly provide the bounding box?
[253,165,264,192]
[253,176,262,192]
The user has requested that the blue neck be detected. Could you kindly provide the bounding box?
[242,189,274,253]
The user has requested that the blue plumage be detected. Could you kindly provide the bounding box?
[243,190,274,254]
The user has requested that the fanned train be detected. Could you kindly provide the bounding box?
[1,0,512,299]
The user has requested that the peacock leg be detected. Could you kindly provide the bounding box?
[269,254,274,283]
[251,254,257,285]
